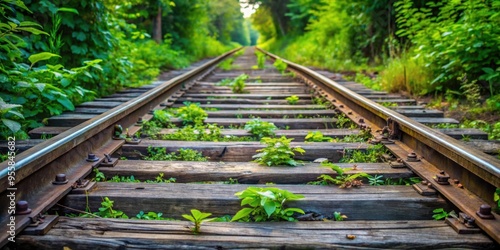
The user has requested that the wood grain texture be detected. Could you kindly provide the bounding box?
[175,97,313,105]
[15,218,495,249]
[158,128,360,141]
[99,161,414,184]
[172,103,326,110]
[62,183,447,220]
[120,140,369,162]
[206,109,337,118]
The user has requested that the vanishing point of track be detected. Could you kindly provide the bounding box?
[0,47,499,249]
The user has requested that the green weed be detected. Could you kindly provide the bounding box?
[335,113,354,128]
[144,147,208,162]
[255,51,266,69]
[305,131,333,142]
[355,73,382,91]
[218,57,234,70]
[494,188,500,214]
[253,136,305,166]
[273,58,288,75]
[176,102,207,126]
[182,209,214,234]
[432,208,456,221]
[311,162,370,188]
[340,144,386,163]
[231,74,249,94]
[135,211,175,220]
[97,197,129,219]
[231,187,305,222]
[244,118,277,139]
[286,95,299,105]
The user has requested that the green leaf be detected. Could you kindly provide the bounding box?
[482,67,494,74]
[231,208,253,222]
[57,97,75,111]
[61,78,71,87]
[57,7,79,14]
[283,208,305,214]
[16,27,48,36]
[19,21,43,28]
[72,31,86,41]
[257,190,276,200]
[2,119,21,133]
[35,83,45,93]
[29,52,60,66]
[263,201,276,217]
[8,0,31,13]
[7,110,24,119]
[0,102,22,110]
[182,214,195,222]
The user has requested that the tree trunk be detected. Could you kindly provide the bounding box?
[153,5,162,43]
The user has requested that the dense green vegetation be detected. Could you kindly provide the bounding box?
[0,0,253,139]
[249,0,500,119]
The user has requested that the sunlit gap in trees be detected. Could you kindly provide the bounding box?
[240,1,259,18]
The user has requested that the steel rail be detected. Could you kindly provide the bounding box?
[0,47,241,247]
[259,48,500,242]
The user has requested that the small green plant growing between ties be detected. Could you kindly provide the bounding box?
[253,136,305,166]
[230,74,249,94]
[153,109,173,127]
[333,211,347,221]
[367,175,384,186]
[432,208,456,220]
[218,57,234,70]
[286,95,299,105]
[98,197,128,218]
[244,118,277,139]
[182,209,214,234]
[273,58,288,75]
[135,211,172,220]
[175,102,207,126]
[311,162,370,188]
[145,147,209,161]
[494,188,500,214]
[305,131,333,142]
[255,51,266,69]
[340,144,386,163]
[335,113,354,128]
[231,187,305,222]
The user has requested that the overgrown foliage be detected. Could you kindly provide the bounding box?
[394,0,500,95]
[231,187,305,222]
[0,0,248,139]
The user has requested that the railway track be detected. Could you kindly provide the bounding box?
[1,47,499,249]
